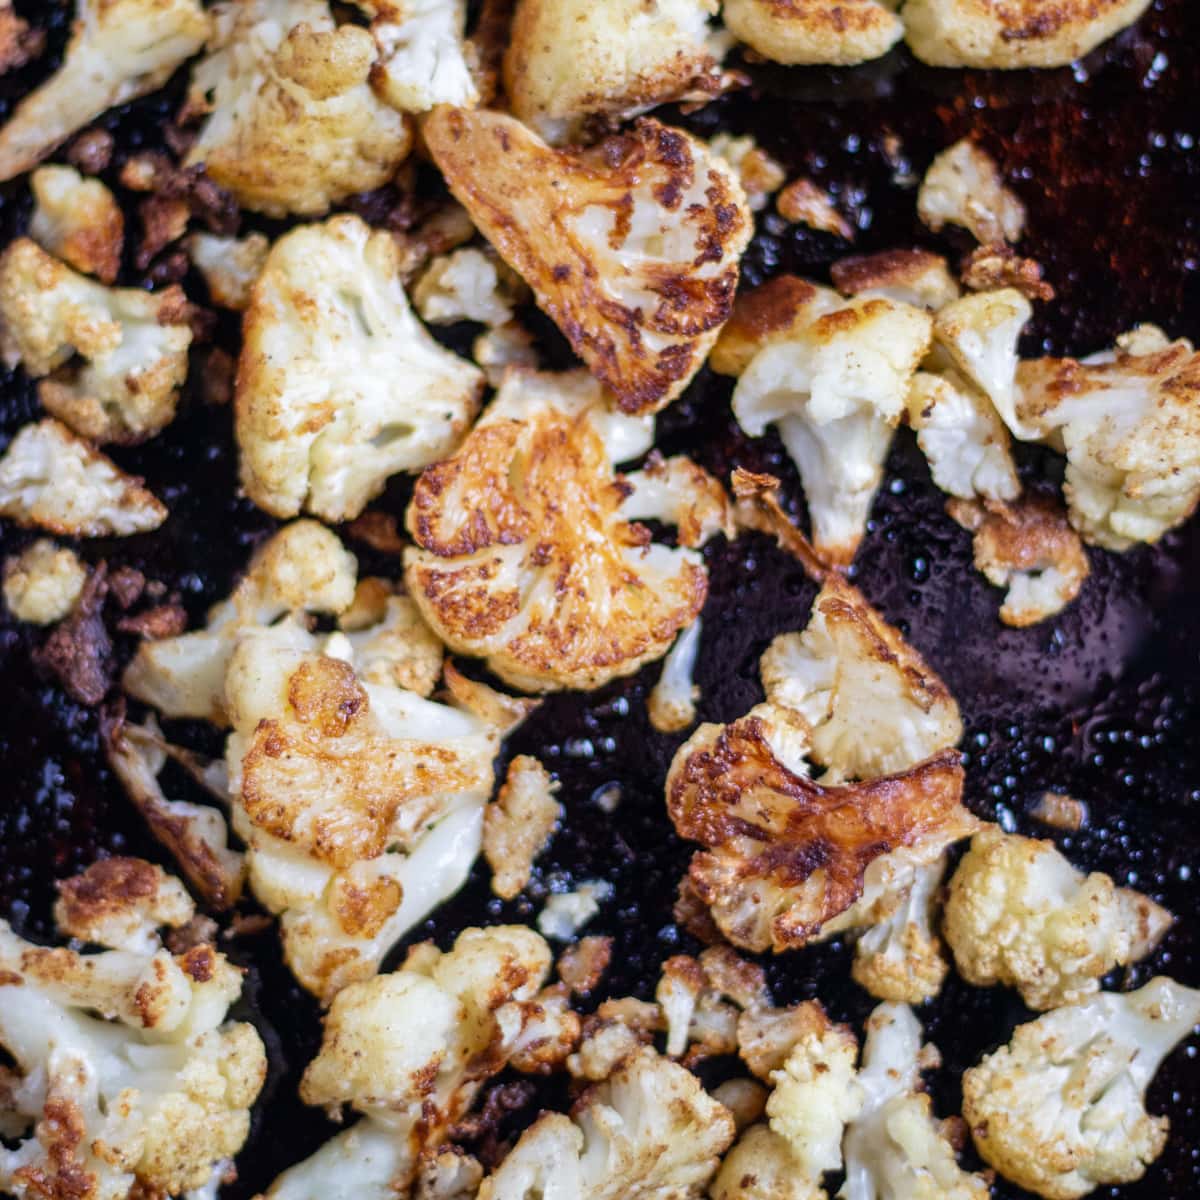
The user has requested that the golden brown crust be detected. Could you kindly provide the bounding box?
[724,0,903,65]
[709,275,839,377]
[961,243,1054,301]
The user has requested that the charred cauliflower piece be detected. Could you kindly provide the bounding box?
[425,107,752,416]
[505,0,722,141]
[0,0,209,182]
[962,977,1200,1199]
[183,0,412,217]
[405,368,722,692]
[0,239,193,444]
[831,249,960,312]
[29,165,124,284]
[648,617,703,734]
[0,863,266,1199]
[917,140,1025,245]
[943,826,1172,1010]
[2,538,87,625]
[724,0,903,66]
[236,214,484,522]
[903,0,1153,67]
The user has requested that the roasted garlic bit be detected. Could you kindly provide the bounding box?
[484,755,562,900]
[831,248,960,311]
[183,0,412,217]
[0,418,167,537]
[186,231,269,310]
[709,133,787,213]
[505,0,722,141]
[236,214,484,523]
[917,139,1025,244]
[29,165,124,284]
[724,0,903,65]
[404,368,724,692]
[0,0,209,182]
[2,538,87,625]
[948,494,1089,627]
[904,0,1153,67]
[425,107,752,416]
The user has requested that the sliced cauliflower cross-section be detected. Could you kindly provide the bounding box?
[405,368,723,692]
[425,107,752,416]
[724,0,903,66]
[237,214,484,523]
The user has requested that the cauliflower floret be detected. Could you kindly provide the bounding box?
[480,1046,735,1200]
[723,0,902,65]
[413,246,522,327]
[404,368,723,692]
[237,214,483,522]
[0,417,167,537]
[831,250,961,312]
[183,0,413,217]
[709,134,787,213]
[1011,333,1200,549]
[906,370,1020,502]
[505,0,722,141]
[472,321,540,388]
[538,881,614,941]
[917,140,1025,244]
[0,0,209,182]
[962,976,1200,1199]
[943,826,1173,1010]
[648,617,703,734]
[0,239,193,444]
[337,578,445,696]
[839,1002,989,1200]
[732,295,933,563]
[186,231,270,311]
[712,1122,824,1199]
[123,520,358,724]
[0,881,266,1199]
[903,0,1153,67]
[484,755,562,900]
[3,538,87,625]
[29,165,124,284]
[424,108,752,416]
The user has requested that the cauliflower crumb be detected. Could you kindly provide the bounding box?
[186,231,270,311]
[3,538,87,624]
[776,177,854,240]
[538,881,614,942]
[709,133,787,212]
[472,321,540,388]
[656,946,769,1062]
[832,248,961,311]
[960,242,1055,301]
[917,140,1025,244]
[648,618,703,734]
[724,0,903,65]
[484,755,562,900]
[1031,791,1088,832]
[29,165,124,284]
[413,246,524,327]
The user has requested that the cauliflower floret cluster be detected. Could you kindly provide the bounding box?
[183,0,412,217]
[484,755,562,900]
[2,538,88,625]
[0,860,266,1199]
[404,368,727,692]
[943,826,1173,1010]
[917,139,1025,244]
[29,165,124,284]
[962,977,1200,1199]
[0,0,209,182]
[0,238,193,444]
[237,214,484,522]
[425,107,752,416]
[723,0,903,66]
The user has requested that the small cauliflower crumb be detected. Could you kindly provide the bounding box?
[186,232,270,311]
[3,538,88,624]
[1031,791,1087,832]
[709,133,787,212]
[537,880,614,941]
[484,755,562,900]
[29,164,124,284]
[472,321,539,387]
[777,177,854,239]
[413,246,523,327]
[917,139,1025,244]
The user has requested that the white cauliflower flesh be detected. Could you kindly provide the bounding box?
[3,538,87,625]
[484,755,562,900]
[186,231,270,311]
[337,578,444,696]
[0,418,167,537]
[183,0,413,217]
[709,134,787,214]
[0,239,193,444]
[424,107,752,416]
[237,213,483,522]
[656,946,770,1062]
[944,826,1173,1010]
[732,295,932,563]
[962,977,1200,1199]
[831,249,960,312]
[839,1002,989,1200]
[723,0,902,65]
[537,881,614,942]
[480,1046,735,1200]
[759,577,962,782]
[1012,333,1200,549]
[0,0,209,182]
[404,368,723,693]
[916,140,1025,244]
[413,247,521,328]
[505,0,722,141]
[902,0,1154,67]
[648,617,702,734]
[122,520,358,724]
[906,370,1020,502]
[711,1123,823,1200]
[0,875,266,1199]
[29,165,124,284]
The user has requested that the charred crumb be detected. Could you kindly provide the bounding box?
[33,566,114,706]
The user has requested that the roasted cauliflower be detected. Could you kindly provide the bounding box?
[413,246,523,328]
[724,0,902,66]
[236,214,483,522]
[186,231,269,311]
[0,238,193,444]
[831,249,960,312]
[183,0,412,217]
[647,617,702,734]
[917,140,1025,244]
[425,107,752,415]
[484,755,562,900]
[29,165,124,284]
[404,368,724,692]
[2,538,87,625]
[709,134,787,214]
[962,977,1200,1199]
[943,826,1173,1010]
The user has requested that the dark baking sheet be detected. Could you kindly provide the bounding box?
[1,0,1198,1195]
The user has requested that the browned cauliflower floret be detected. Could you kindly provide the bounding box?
[336,577,445,696]
[405,368,723,692]
[724,0,903,65]
[709,133,788,213]
[236,214,484,522]
[902,0,1153,67]
[831,249,961,311]
[186,231,269,310]
[0,0,209,182]
[0,417,167,537]
[0,238,193,444]
[917,140,1025,244]
[182,0,413,217]
[647,616,703,734]
[425,107,752,416]
[943,826,1173,1010]
[505,0,723,141]
[29,165,124,284]
[2,538,87,624]
[484,755,562,900]
[656,946,770,1062]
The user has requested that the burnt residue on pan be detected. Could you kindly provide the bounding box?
[0,1,1198,1196]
